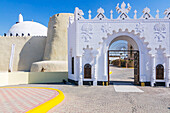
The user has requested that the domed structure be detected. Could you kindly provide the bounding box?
[7,14,47,36]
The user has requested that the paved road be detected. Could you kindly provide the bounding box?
[1,84,169,113]
[109,65,134,82]
[0,66,169,113]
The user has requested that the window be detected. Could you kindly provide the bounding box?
[156,64,164,80]
[72,57,74,74]
[84,64,92,79]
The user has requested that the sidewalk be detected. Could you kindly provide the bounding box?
[0,87,59,113]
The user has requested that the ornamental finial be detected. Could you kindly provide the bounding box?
[88,10,92,19]
[156,9,159,19]
[110,10,113,19]
[134,10,137,19]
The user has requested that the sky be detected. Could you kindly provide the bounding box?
[0,0,169,35]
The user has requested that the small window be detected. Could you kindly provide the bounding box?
[72,57,74,74]
[156,64,164,80]
[84,64,92,79]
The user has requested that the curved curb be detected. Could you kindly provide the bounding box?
[0,87,65,113]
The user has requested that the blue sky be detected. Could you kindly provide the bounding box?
[0,0,169,35]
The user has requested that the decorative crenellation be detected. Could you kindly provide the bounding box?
[116,2,131,20]
[74,7,84,21]
[74,2,170,20]
[94,7,108,20]
[140,7,154,19]
[164,8,170,19]
[154,23,166,42]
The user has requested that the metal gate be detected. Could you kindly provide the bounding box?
[108,50,140,85]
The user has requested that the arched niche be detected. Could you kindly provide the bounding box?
[156,64,164,80]
[84,64,92,79]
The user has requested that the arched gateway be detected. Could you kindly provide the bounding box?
[68,2,170,87]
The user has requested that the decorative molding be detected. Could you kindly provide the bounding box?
[83,45,93,63]
[101,23,112,34]
[155,45,166,52]
[81,24,93,42]
[116,2,131,20]
[154,23,166,42]
[135,23,144,34]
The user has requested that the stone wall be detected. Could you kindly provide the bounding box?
[0,36,46,72]
[44,13,74,61]
[31,13,73,72]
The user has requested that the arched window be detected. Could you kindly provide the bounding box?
[84,64,91,79]
[156,64,164,80]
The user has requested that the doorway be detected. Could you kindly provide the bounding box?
[108,40,140,85]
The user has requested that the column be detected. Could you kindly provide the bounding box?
[78,56,83,86]
[151,56,156,87]
[104,52,108,77]
[93,56,97,86]
[166,56,170,87]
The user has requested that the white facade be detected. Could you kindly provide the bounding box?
[68,2,170,87]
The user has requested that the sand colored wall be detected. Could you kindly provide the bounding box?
[43,13,74,61]
[8,72,29,85]
[28,72,68,83]
[30,61,68,72]
[0,36,46,72]
[0,72,8,86]
[0,72,68,86]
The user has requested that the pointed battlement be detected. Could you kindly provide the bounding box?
[73,2,170,21]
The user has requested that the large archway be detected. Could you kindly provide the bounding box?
[101,31,149,86]
[108,36,140,85]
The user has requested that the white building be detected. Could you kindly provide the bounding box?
[7,14,47,36]
[68,2,170,87]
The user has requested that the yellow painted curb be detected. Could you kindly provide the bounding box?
[0,87,65,113]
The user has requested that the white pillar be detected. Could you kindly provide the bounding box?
[78,56,83,86]
[104,52,108,77]
[151,56,156,87]
[93,56,97,86]
[166,56,170,87]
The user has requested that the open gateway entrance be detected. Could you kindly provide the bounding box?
[108,50,140,85]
